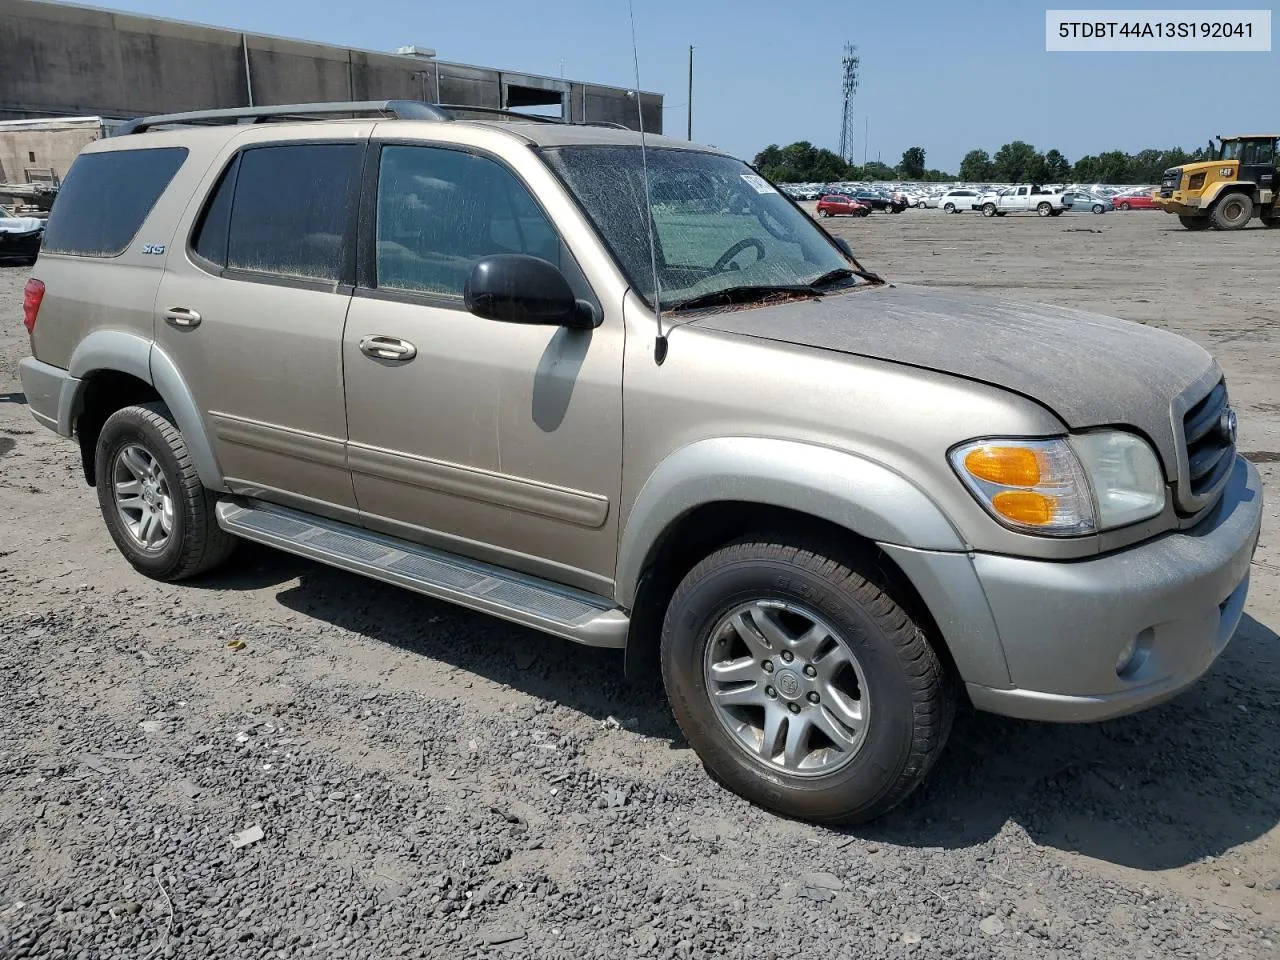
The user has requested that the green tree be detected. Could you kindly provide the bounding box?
[992,141,1041,182]
[959,149,994,182]
[1043,149,1072,181]
[899,146,927,180]
[861,160,896,181]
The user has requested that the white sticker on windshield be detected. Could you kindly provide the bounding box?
[741,174,777,194]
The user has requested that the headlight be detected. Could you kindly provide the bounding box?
[1070,431,1165,529]
[950,432,1165,537]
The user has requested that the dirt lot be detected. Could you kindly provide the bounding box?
[1,209,1277,960]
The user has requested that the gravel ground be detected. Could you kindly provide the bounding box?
[1,209,1278,960]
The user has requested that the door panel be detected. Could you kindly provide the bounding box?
[155,140,364,509]
[343,143,623,592]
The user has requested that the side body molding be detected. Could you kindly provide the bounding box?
[65,331,226,492]
[615,437,966,608]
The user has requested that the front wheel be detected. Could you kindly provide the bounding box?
[1093,204,1105,214]
[981,203,996,217]
[1118,201,1131,211]
[95,402,236,581]
[943,203,956,214]
[1178,214,1211,230]
[1210,193,1253,230]
[1037,202,1052,217]
[661,539,955,824]
[817,209,830,218]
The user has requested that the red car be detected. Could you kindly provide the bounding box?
[816,194,871,218]
[1112,190,1158,210]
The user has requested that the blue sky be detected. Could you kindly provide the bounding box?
[79,0,1272,172]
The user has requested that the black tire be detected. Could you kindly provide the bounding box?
[995,211,1007,217]
[818,209,830,218]
[661,538,955,824]
[1210,192,1253,230]
[95,402,236,581]
[1262,213,1280,228]
[1093,204,1105,214]
[1036,202,1052,217]
[1118,201,1131,211]
[1049,209,1063,217]
[981,203,996,218]
[943,202,955,214]
[1178,214,1211,230]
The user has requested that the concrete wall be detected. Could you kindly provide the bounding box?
[0,0,662,131]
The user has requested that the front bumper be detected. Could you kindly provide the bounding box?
[18,357,80,436]
[1156,192,1202,216]
[888,455,1262,722]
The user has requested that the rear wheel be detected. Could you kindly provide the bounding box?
[95,402,236,581]
[1049,209,1063,216]
[1118,201,1131,211]
[1178,214,1211,230]
[1261,212,1280,228]
[1210,192,1253,230]
[661,538,954,824]
[981,203,996,218]
[1037,202,1052,217]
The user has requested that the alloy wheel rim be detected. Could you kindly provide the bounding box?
[703,599,871,777]
[112,443,173,551]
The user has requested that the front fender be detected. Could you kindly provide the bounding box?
[1203,181,1255,206]
[615,437,965,607]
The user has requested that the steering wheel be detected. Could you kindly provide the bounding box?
[711,238,767,273]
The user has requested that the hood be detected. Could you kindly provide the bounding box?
[694,283,1217,473]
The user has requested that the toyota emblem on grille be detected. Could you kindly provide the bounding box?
[1219,407,1238,445]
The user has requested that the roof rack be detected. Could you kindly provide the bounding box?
[117,99,637,136]
[117,100,452,135]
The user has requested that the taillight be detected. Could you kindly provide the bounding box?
[22,278,45,335]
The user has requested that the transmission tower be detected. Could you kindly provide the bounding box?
[839,43,860,165]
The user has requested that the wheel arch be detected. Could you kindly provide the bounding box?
[618,439,968,680]
[1203,181,1257,208]
[65,331,224,490]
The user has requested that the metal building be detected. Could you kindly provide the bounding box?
[0,0,662,183]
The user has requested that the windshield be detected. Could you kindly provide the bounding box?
[539,146,852,311]
[1220,140,1242,161]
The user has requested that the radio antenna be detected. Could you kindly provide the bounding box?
[626,0,667,364]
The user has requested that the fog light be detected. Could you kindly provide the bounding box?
[1116,627,1153,678]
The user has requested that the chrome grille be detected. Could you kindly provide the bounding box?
[1176,379,1234,513]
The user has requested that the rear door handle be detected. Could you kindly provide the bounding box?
[359,336,417,362]
[164,307,201,328]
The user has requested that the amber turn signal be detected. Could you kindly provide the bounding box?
[963,446,1042,487]
[991,490,1056,525]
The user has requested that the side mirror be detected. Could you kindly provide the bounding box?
[464,254,598,328]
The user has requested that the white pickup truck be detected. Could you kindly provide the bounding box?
[978,184,1070,218]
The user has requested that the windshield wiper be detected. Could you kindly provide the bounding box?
[807,267,857,288]
[667,284,823,313]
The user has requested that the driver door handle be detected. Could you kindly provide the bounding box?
[163,306,201,328]
[359,336,417,362]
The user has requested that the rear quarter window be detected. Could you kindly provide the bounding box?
[41,147,188,257]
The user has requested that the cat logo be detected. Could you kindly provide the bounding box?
[141,243,167,255]
[1220,168,1234,178]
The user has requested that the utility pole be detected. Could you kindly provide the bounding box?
[863,116,868,165]
[687,45,694,140]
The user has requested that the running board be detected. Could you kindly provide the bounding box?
[215,500,629,648]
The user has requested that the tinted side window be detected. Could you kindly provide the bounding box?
[42,147,187,257]
[375,145,561,298]
[227,144,362,282]
[191,154,239,267]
